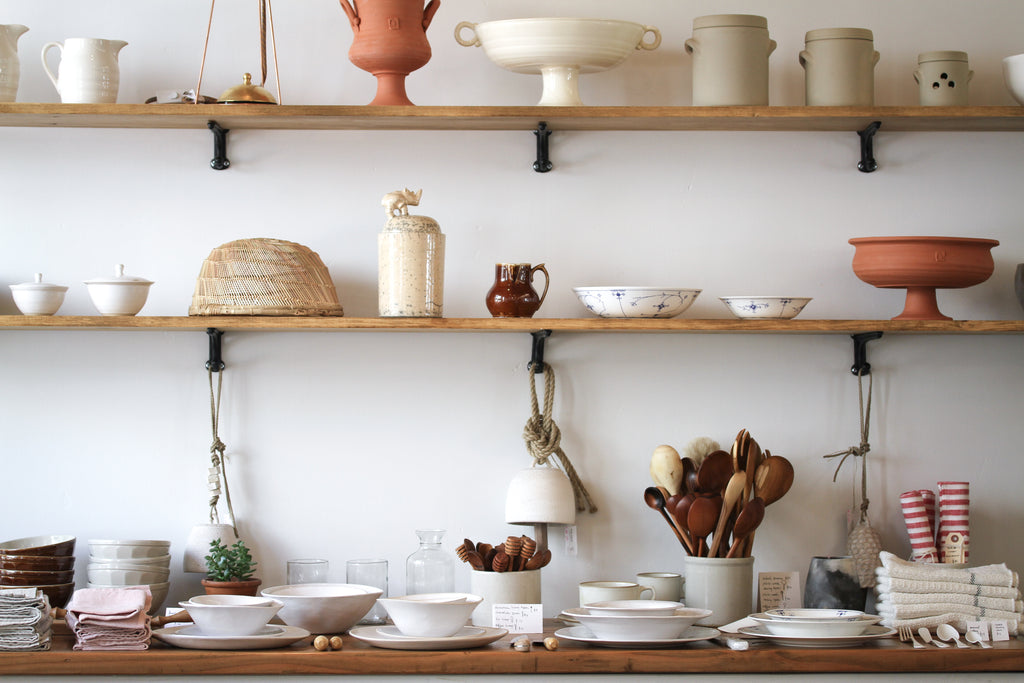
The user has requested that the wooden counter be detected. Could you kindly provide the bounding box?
[3,623,1021,676]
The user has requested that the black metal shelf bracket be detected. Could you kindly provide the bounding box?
[533,122,553,173]
[529,329,552,373]
[850,331,883,375]
[207,328,225,372]
[857,121,882,173]
[209,120,230,170]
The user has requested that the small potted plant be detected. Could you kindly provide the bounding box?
[201,539,261,596]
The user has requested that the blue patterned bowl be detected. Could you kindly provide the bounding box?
[573,287,701,318]
[719,296,811,319]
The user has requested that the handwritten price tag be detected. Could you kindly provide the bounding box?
[757,572,800,612]
[492,604,543,635]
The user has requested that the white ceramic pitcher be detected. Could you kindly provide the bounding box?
[0,24,29,102]
[41,37,127,103]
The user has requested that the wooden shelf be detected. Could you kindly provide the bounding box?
[1,316,1023,334]
[2,104,1024,132]
[2,628,1022,676]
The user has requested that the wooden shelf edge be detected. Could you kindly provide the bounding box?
[1,104,1023,132]
[1,316,1022,334]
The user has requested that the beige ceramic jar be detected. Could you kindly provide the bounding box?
[685,14,776,106]
[800,28,879,106]
[378,210,445,318]
[915,51,972,106]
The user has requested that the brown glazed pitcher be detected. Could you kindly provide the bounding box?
[338,0,440,105]
[486,263,549,318]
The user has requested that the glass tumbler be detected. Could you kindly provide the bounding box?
[347,558,389,624]
[287,558,329,584]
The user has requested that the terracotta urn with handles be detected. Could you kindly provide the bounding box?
[338,0,440,105]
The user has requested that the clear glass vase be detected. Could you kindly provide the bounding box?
[405,529,454,595]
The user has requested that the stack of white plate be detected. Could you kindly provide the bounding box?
[87,539,171,614]
[556,600,719,648]
[739,608,893,648]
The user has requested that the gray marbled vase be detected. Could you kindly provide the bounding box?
[804,556,867,610]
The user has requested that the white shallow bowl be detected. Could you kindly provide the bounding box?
[261,583,383,634]
[764,608,863,622]
[87,566,170,585]
[719,296,812,319]
[88,581,170,615]
[455,17,661,105]
[88,540,170,560]
[583,600,685,616]
[574,287,701,318]
[188,594,276,607]
[83,264,153,316]
[1004,53,1024,105]
[749,612,881,637]
[9,274,67,316]
[562,606,711,641]
[181,597,283,637]
[87,554,172,569]
[378,593,482,637]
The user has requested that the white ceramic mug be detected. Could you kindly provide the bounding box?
[41,37,127,103]
[636,572,684,603]
[579,580,654,606]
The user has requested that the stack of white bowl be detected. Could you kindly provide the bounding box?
[87,539,171,614]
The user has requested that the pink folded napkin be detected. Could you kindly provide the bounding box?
[64,587,152,651]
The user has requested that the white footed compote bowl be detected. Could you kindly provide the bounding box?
[455,18,661,105]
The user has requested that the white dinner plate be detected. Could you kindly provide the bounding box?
[554,625,720,649]
[152,624,310,650]
[349,625,508,650]
[737,624,896,648]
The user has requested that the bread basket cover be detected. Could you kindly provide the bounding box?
[189,238,344,316]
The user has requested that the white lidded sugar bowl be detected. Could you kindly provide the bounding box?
[9,273,67,315]
[84,264,153,316]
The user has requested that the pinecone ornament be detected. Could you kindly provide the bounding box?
[848,516,883,588]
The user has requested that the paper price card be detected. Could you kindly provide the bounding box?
[492,604,543,635]
[757,572,800,612]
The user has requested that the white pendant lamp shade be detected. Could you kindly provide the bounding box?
[183,523,236,573]
[505,466,576,526]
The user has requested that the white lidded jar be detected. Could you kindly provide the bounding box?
[915,51,972,106]
[378,190,445,317]
[685,14,776,106]
[800,28,879,106]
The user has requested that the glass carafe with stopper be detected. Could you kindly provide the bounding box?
[405,529,454,594]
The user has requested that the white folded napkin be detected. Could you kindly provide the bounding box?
[875,575,1021,600]
[876,587,1021,613]
[878,551,1018,587]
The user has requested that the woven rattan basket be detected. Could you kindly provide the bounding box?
[189,238,344,316]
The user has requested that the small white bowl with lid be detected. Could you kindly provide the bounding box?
[9,273,68,315]
[84,264,153,316]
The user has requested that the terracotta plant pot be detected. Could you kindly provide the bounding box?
[339,0,440,106]
[849,236,998,320]
[201,578,262,596]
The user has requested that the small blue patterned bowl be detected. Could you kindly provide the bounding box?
[719,296,812,319]
[573,287,701,318]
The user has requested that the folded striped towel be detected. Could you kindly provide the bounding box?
[875,576,1021,600]
[878,551,1017,587]
[877,588,1022,612]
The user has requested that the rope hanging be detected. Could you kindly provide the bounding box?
[823,370,873,519]
[207,367,238,538]
[522,362,597,514]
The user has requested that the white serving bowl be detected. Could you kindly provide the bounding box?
[87,566,170,585]
[719,296,812,319]
[88,540,170,560]
[87,554,172,569]
[181,597,283,637]
[1004,53,1024,105]
[455,17,661,105]
[188,594,276,607]
[764,608,863,621]
[84,264,153,316]
[573,287,701,318]
[9,273,68,316]
[749,612,880,637]
[88,581,170,615]
[562,606,711,641]
[582,600,685,616]
[378,593,482,637]
[261,583,383,634]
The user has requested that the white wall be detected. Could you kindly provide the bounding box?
[2,0,1024,639]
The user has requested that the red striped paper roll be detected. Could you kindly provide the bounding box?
[919,489,936,545]
[937,481,970,562]
[900,490,939,562]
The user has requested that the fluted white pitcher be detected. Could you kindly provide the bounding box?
[42,37,127,103]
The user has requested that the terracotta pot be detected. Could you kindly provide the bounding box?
[339,0,440,105]
[849,236,998,320]
[201,578,262,596]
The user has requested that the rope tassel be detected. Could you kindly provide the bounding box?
[522,363,597,514]
[207,367,238,537]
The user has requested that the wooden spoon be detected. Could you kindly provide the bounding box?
[687,494,722,557]
[672,492,696,551]
[730,428,749,474]
[754,454,795,506]
[726,496,765,558]
[650,444,684,496]
[742,437,763,508]
[683,457,700,494]
[644,486,693,554]
[696,450,733,495]
[708,471,746,558]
